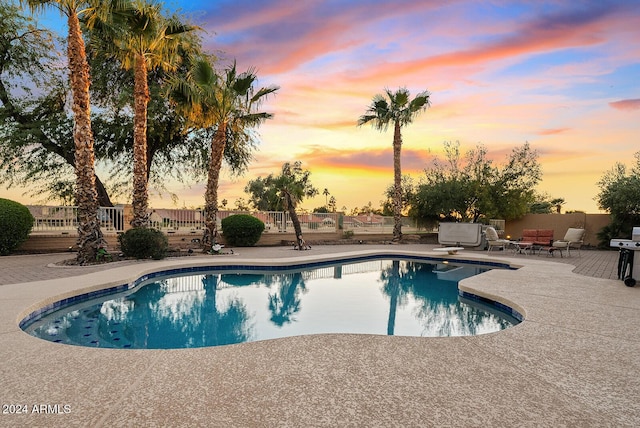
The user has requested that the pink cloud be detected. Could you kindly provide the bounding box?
[201,1,451,74]
[358,5,620,83]
[609,99,640,111]
[301,146,434,173]
[535,128,571,136]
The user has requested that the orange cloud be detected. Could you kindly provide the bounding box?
[301,146,435,174]
[609,99,640,111]
[535,128,571,136]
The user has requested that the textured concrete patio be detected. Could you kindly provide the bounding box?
[0,244,638,427]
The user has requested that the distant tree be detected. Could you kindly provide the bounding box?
[358,87,430,242]
[233,198,250,211]
[596,152,640,245]
[550,198,566,214]
[528,194,565,214]
[528,201,553,214]
[328,196,337,212]
[245,162,318,249]
[350,201,383,216]
[409,141,541,225]
[322,188,330,206]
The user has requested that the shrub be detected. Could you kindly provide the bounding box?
[118,227,168,260]
[0,198,34,255]
[221,214,265,246]
[342,230,354,239]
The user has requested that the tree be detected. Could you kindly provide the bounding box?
[0,4,77,201]
[322,188,330,206]
[358,87,430,242]
[20,0,107,264]
[171,57,279,249]
[382,175,415,216]
[244,175,280,211]
[410,141,541,225]
[91,0,199,228]
[596,152,640,245]
[245,162,318,250]
[528,194,565,214]
[550,198,565,214]
[0,4,208,208]
[328,196,337,212]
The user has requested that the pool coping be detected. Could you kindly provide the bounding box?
[1,245,639,426]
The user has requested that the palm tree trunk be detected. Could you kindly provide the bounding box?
[131,53,150,228]
[392,120,403,242]
[67,11,104,264]
[95,175,113,207]
[284,192,305,250]
[203,125,226,249]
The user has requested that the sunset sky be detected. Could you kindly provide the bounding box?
[4,0,640,213]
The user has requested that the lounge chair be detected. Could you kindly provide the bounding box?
[485,226,510,252]
[551,228,585,257]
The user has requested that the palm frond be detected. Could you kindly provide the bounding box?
[251,85,279,103]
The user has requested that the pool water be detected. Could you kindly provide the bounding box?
[24,259,520,349]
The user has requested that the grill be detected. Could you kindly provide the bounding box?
[610,227,640,286]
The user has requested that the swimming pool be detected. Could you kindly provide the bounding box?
[22,257,521,349]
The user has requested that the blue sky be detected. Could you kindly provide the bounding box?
[5,0,640,213]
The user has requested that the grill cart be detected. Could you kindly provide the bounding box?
[611,227,640,287]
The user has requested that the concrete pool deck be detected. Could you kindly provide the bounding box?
[0,245,638,427]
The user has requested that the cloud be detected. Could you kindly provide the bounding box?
[301,146,435,173]
[356,3,623,83]
[535,128,571,136]
[200,0,452,74]
[609,99,640,111]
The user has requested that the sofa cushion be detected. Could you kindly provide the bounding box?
[534,229,554,246]
[521,229,538,242]
[564,228,585,242]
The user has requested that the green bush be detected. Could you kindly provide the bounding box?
[221,214,265,246]
[118,227,168,260]
[0,198,34,255]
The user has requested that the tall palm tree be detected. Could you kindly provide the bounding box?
[171,58,279,248]
[20,0,107,264]
[358,88,430,242]
[323,188,330,206]
[92,0,199,228]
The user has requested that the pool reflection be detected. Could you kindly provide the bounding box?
[26,259,519,349]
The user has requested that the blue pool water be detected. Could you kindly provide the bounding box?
[23,258,521,349]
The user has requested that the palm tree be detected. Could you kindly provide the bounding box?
[272,162,318,250]
[323,188,330,206]
[171,58,279,249]
[91,0,199,228]
[20,0,107,264]
[358,88,430,242]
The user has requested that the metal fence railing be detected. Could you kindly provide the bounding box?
[26,205,421,236]
[27,205,125,234]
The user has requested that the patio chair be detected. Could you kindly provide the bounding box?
[551,228,585,257]
[485,226,510,252]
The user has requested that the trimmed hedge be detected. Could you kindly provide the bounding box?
[118,227,168,260]
[221,214,265,246]
[0,198,34,255]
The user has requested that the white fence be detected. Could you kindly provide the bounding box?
[26,205,420,236]
[27,206,125,234]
